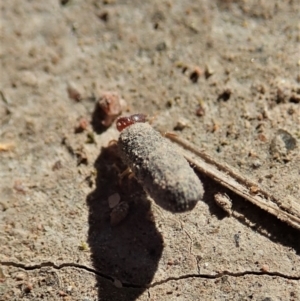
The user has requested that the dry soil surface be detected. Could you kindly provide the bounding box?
[1,1,300,301]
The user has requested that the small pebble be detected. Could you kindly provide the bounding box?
[52,160,62,171]
[97,92,126,127]
[24,282,33,293]
[59,290,68,296]
[75,118,89,133]
[113,278,123,288]
[110,201,129,226]
[234,233,241,247]
[67,82,82,102]
[249,185,259,194]
[21,71,37,87]
[190,66,202,83]
[15,272,26,281]
[260,264,269,272]
[257,249,264,256]
[66,286,73,293]
[108,193,121,208]
[196,103,205,116]
[204,65,214,79]
[173,119,189,131]
[97,11,109,22]
[0,267,5,280]
[218,88,232,101]
[270,129,297,157]
[156,41,167,51]
[252,159,262,169]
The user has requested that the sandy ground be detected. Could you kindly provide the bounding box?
[1,1,300,301]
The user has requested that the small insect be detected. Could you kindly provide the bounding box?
[116,114,204,212]
[116,113,148,131]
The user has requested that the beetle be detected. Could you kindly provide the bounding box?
[116,114,204,212]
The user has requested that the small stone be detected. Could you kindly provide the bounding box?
[173,119,189,131]
[262,298,272,301]
[75,118,89,133]
[218,88,232,101]
[110,202,129,226]
[260,264,269,272]
[97,11,109,22]
[52,160,62,171]
[190,66,202,83]
[252,159,262,169]
[249,186,259,194]
[108,193,121,208]
[97,92,126,127]
[270,129,297,157]
[75,148,88,165]
[0,267,5,280]
[196,102,205,116]
[204,65,214,79]
[66,286,73,293]
[234,233,241,247]
[24,282,33,293]
[15,272,26,280]
[156,41,167,51]
[258,134,267,142]
[59,290,68,296]
[21,71,38,86]
[67,82,82,102]
[113,278,123,288]
[257,249,264,256]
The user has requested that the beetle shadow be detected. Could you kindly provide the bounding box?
[198,174,300,255]
[86,144,163,301]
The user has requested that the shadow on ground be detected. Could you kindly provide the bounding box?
[86,145,163,301]
[200,174,300,255]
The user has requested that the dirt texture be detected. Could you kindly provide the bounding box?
[0,1,299,301]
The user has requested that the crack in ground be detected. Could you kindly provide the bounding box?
[1,261,299,289]
[0,261,113,285]
[149,270,300,287]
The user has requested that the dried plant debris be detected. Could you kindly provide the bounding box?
[117,120,204,212]
[214,193,232,215]
[0,142,14,152]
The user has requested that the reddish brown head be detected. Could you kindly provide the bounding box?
[116,114,147,132]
